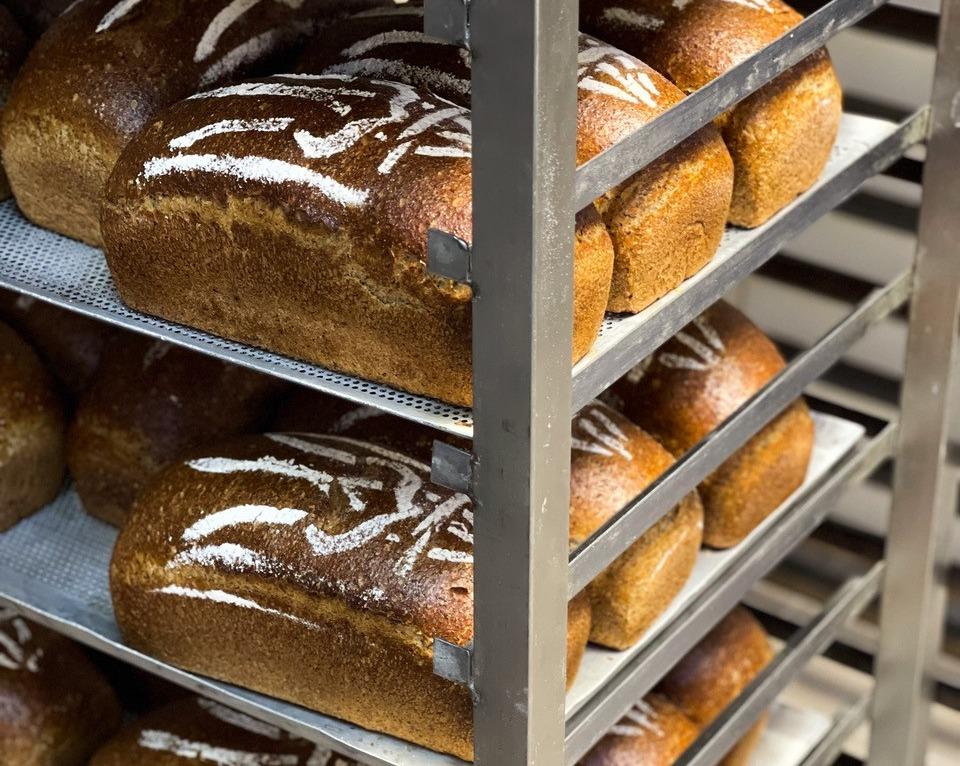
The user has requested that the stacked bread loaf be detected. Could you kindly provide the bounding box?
[608,300,814,548]
[1,0,375,245]
[0,320,65,531]
[90,696,356,765]
[0,288,113,400]
[0,5,26,199]
[298,4,734,312]
[581,0,843,227]
[0,609,121,764]
[110,430,593,759]
[580,606,773,766]
[68,334,286,526]
[100,73,614,405]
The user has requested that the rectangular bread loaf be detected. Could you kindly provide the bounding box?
[110,432,593,760]
[101,75,614,406]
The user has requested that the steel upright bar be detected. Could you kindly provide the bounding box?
[468,1,579,764]
[869,2,960,763]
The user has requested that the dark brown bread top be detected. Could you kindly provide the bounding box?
[0,609,122,764]
[658,606,774,726]
[582,0,805,91]
[0,5,26,102]
[0,320,64,462]
[112,432,477,647]
[68,334,286,524]
[609,300,789,454]
[578,693,699,766]
[90,696,354,765]
[0,288,113,399]
[0,0,75,37]
[105,73,475,276]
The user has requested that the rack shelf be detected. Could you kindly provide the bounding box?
[0,113,920,440]
[0,412,865,766]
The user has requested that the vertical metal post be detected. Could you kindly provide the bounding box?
[869,2,960,763]
[469,0,579,764]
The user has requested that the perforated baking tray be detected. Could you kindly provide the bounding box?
[0,113,919,438]
[0,411,861,765]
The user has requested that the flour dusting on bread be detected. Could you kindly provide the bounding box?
[138,728,300,765]
[610,700,666,737]
[578,37,661,107]
[0,615,44,672]
[572,402,634,460]
[658,315,726,371]
[601,6,665,30]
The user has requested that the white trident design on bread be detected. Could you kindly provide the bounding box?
[609,700,667,737]
[658,314,727,371]
[572,402,635,460]
[0,611,44,673]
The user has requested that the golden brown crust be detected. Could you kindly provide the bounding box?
[0,288,113,400]
[89,696,350,765]
[0,0,363,245]
[581,0,842,227]
[657,606,774,727]
[0,321,65,531]
[101,75,613,405]
[111,432,588,759]
[571,402,703,649]
[578,693,700,766]
[610,300,814,548]
[67,334,285,526]
[299,11,732,314]
[0,610,121,765]
[0,6,27,200]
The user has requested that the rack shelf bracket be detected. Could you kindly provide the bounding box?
[427,229,473,284]
[434,638,474,689]
[431,440,474,494]
[424,0,471,47]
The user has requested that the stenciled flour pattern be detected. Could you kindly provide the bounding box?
[157,434,474,619]
[572,402,634,460]
[657,313,726,372]
[136,75,472,211]
[95,0,315,85]
[0,610,44,673]
[609,700,667,738]
[578,36,662,108]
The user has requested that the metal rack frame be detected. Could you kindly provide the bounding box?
[0,0,955,764]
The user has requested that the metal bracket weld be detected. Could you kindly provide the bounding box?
[433,638,473,687]
[428,229,472,284]
[431,441,474,494]
[423,0,470,47]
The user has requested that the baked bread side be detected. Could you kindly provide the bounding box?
[571,401,703,649]
[89,696,353,765]
[609,300,815,548]
[0,6,27,199]
[68,334,286,526]
[0,288,114,400]
[101,75,614,406]
[111,433,590,760]
[300,7,733,313]
[0,320,65,531]
[582,0,843,227]
[0,609,121,765]
[1,0,367,244]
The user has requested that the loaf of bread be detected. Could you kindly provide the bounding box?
[582,0,842,228]
[0,609,122,765]
[578,693,700,766]
[608,300,814,548]
[658,606,774,766]
[580,605,772,765]
[0,321,65,531]
[90,696,356,765]
[274,392,702,649]
[101,75,614,406]
[111,432,592,759]
[299,6,733,312]
[68,334,286,526]
[0,1,75,36]
[0,6,27,199]
[0,0,370,245]
[0,288,113,399]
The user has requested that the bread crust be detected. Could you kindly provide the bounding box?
[89,696,348,765]
[0,0,364,244]
[67,334,285,526]
[0,6,28,200]
[582,0,842,227]
[610,300,815,548]
[101,75,613,405]
[0,610,121,765]
[111,432,590,759]
[0,288,113,399]
[571,402,703,649]
[299,10,732,313]
[0,321,65,531]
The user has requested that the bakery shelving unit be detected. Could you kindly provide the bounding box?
[0,0,957,765]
